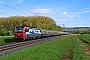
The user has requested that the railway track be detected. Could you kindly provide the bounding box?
[0,35,64,57]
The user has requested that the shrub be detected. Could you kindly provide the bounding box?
[0,29,13,36]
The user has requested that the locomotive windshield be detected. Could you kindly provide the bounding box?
[15,26,24,32]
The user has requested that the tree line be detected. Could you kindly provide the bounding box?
[73,30,90,35]
[0,16,62,36]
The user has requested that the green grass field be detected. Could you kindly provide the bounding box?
[79,34,90,45]
[72,36,88,60]
[0,36,72,60]
[0,36,14,44]
[0,35,89,60]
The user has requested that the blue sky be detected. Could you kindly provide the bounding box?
[0,0,90,27]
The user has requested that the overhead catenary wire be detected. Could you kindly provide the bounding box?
[0,0,41,17]
[9,0,33,16]
[25,0,41,15]
[0,2,27,15]
[0,6,18,16]
[25,0,37,10]
[0,0,17,16]
[10,0,29,12]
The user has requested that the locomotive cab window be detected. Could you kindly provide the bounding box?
[25,29,29,32]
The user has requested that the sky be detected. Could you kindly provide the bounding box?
[0,0,90,27]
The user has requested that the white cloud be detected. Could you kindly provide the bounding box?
[76,10,90,14]
[30,9,76,19]
[63,12,66,15]
[68,15,74,18]
[11,0,23,4]
[71,8,90,15]
[81,8,90,11]
[28,9,82,26]
[31,9,54,14]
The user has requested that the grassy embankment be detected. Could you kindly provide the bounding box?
[0,36,14,44]
[0,35,89,60]
[0,36,72,60]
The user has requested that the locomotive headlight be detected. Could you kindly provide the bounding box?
[15,37,17,38]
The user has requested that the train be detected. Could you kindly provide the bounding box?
[14,26,68,41]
